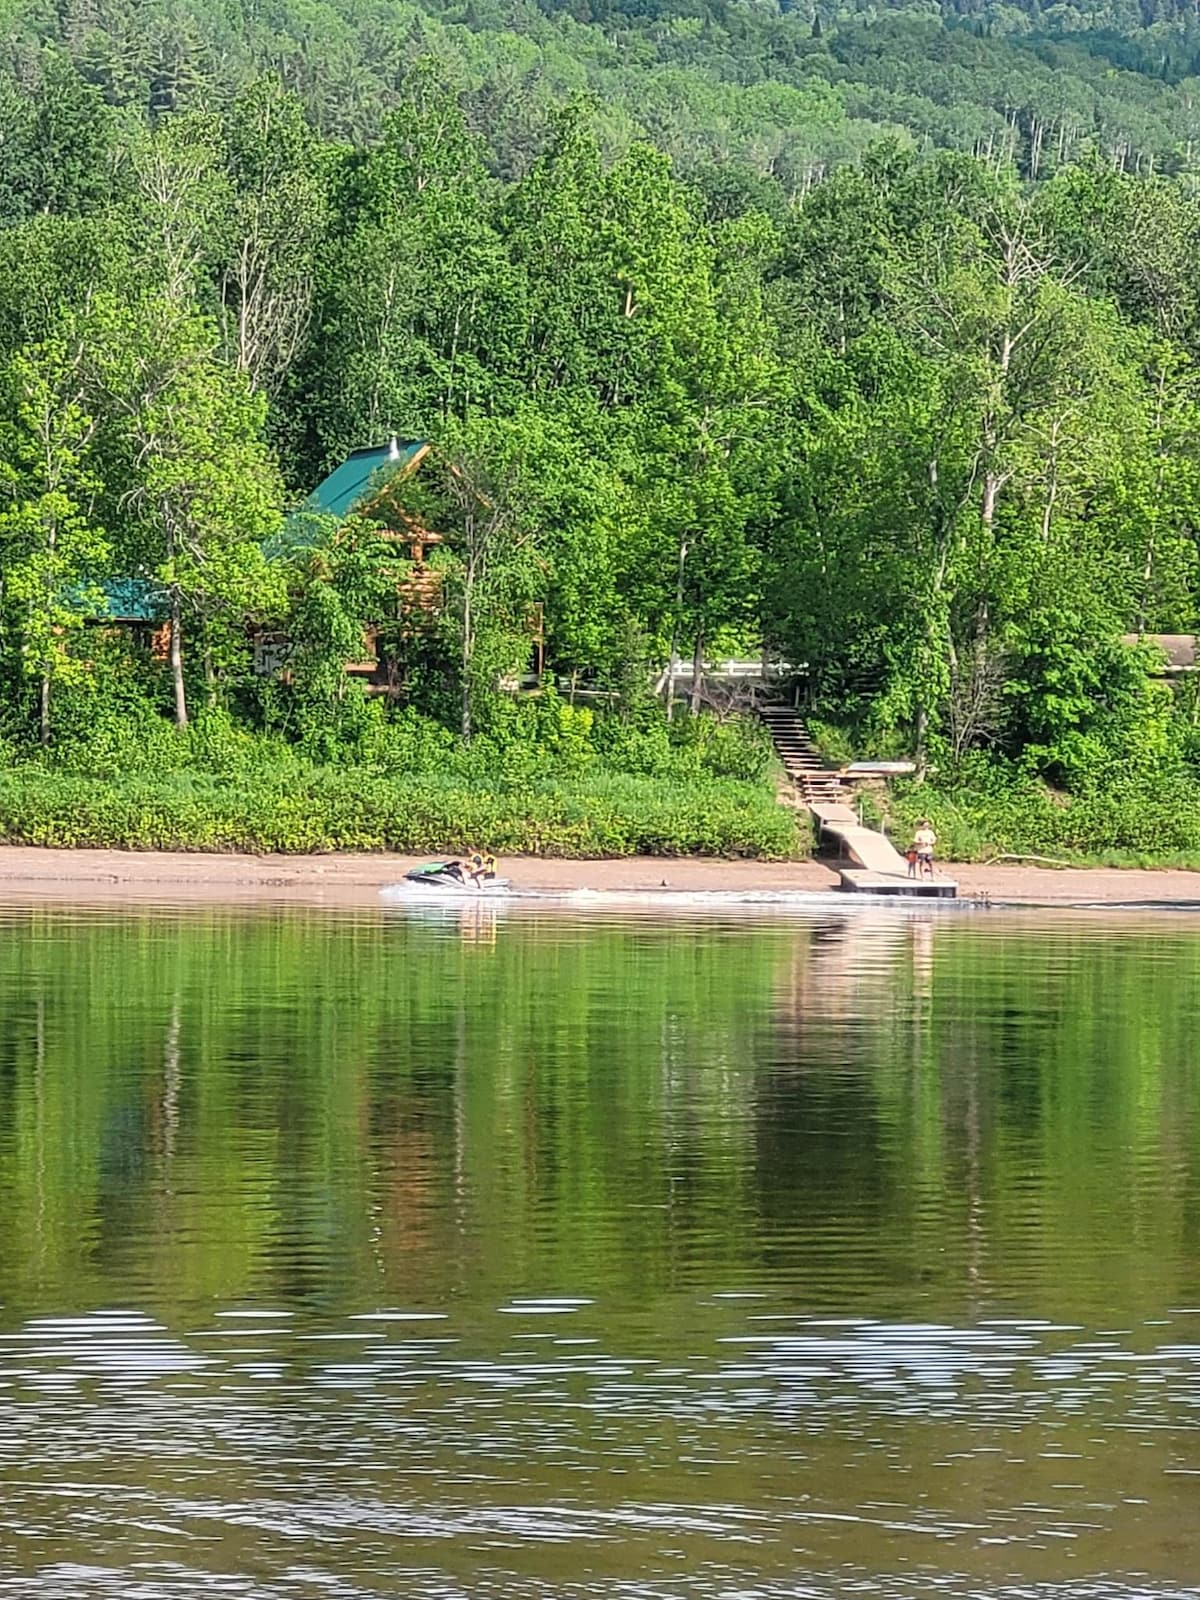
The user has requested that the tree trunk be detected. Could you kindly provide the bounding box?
[914,703,928,782]
[1041,470,1059,545]
[974,312,1012,652]
[689,629,705,716]
[461,569,474,741]
[1138,362,1170,633]
[170,590,188,729]
[980,471,1001,539]
[41,504,56,746]
[663,530,688,723]
[1138,536,1157,636]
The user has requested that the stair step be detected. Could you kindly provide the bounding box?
[759,704,851,807]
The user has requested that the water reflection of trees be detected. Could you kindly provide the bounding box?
[758,912,1200,1319]
[0,908,1197,1324]
[0,909,784,1311]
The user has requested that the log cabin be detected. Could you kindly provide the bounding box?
[79,439,548,697]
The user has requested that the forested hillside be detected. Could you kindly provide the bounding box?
[2,0,1200,859]
[6,0,1200,184]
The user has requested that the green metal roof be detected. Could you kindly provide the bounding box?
[268,439,429,561]
[303,440,427,520]
[73,444,430,617]
[104,578,166,621]
[69,578,166,623]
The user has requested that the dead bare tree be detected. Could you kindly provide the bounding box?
[948,638,1008,762]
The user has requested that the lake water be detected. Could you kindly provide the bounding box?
[0,900,1198,1599]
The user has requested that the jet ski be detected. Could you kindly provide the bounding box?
[403,861,512,894]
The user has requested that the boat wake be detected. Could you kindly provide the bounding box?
[380,882,974,913]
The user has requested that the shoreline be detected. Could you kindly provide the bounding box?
[0,846,1199,909]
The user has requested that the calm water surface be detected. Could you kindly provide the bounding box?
[0,900,1198,1599]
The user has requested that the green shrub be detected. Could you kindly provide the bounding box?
[668,713,774,782]
[889,763,1200,865]
[0,765,801,859]
[804,718,857,768]
[593,706,771,783]
[0,685,801,859]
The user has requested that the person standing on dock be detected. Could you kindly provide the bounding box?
[910,819,937,878]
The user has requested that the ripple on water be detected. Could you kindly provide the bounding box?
[0,1300,1198,1595]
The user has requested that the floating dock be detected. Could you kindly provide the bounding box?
[836,867,957,898]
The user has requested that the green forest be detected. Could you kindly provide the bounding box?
[4,0,1200,859]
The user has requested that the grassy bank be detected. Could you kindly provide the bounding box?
[0,766,805,859]
[0,695,809,859]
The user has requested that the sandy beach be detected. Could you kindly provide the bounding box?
[0,845,1198,907]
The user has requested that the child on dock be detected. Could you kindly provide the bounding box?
[909,819,937,878]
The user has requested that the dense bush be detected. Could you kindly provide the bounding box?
[0,675,802,859]
[24,682,777,783]
[889,765,1200,866]
[0,766,801,858]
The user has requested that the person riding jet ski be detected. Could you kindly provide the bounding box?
[446,850,497,887]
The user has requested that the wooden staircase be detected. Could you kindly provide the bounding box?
[758,704,846,805]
